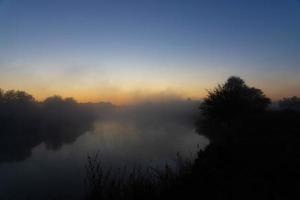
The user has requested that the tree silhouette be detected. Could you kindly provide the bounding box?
[200,76,270,121]
[279,96,300,111]
[198,76,271,142]
[0,90,36,105]
[0,89,99,163]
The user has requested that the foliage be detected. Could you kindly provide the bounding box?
[198,77,271,142]
[200,76,271,122]
[0,89,97,163]
[279,96,300,111]
[85,153,193,200]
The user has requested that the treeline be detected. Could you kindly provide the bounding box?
[278,96,300,111]
[1,83,300,199]
[85,77,300,200]
[190,77,300,200]
[0,89,107,163]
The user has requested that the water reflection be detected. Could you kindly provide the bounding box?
[87,120,206,167]
[0,111,96,164]
[0,101,208,199]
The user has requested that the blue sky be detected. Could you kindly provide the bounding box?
[0,0,299,103]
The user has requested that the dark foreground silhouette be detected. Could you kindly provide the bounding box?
[85,77,300,200]
[1,78,299,200]
[0,91,114,163]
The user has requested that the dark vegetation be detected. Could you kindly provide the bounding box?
[279,96,300,111]
[0,89,114,163]
[1,77,299,200]
[85,77,300,200]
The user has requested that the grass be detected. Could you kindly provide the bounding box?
[84,152,194,200]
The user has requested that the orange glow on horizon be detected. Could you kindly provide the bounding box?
[24,87,296,105]
[32,89,207,105]
[0,72,298,105]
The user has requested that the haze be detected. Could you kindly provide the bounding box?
[0,0,299,104]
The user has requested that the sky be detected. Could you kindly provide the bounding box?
[0,0,299,104]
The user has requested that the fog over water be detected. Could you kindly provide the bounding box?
[0,100,208,200]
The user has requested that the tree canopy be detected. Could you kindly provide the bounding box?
[200,76,271,122]
[279,96,300,111]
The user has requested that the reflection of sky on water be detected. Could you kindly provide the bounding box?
[0,114,208,200]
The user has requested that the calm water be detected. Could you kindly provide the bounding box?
[0,105,208,200]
